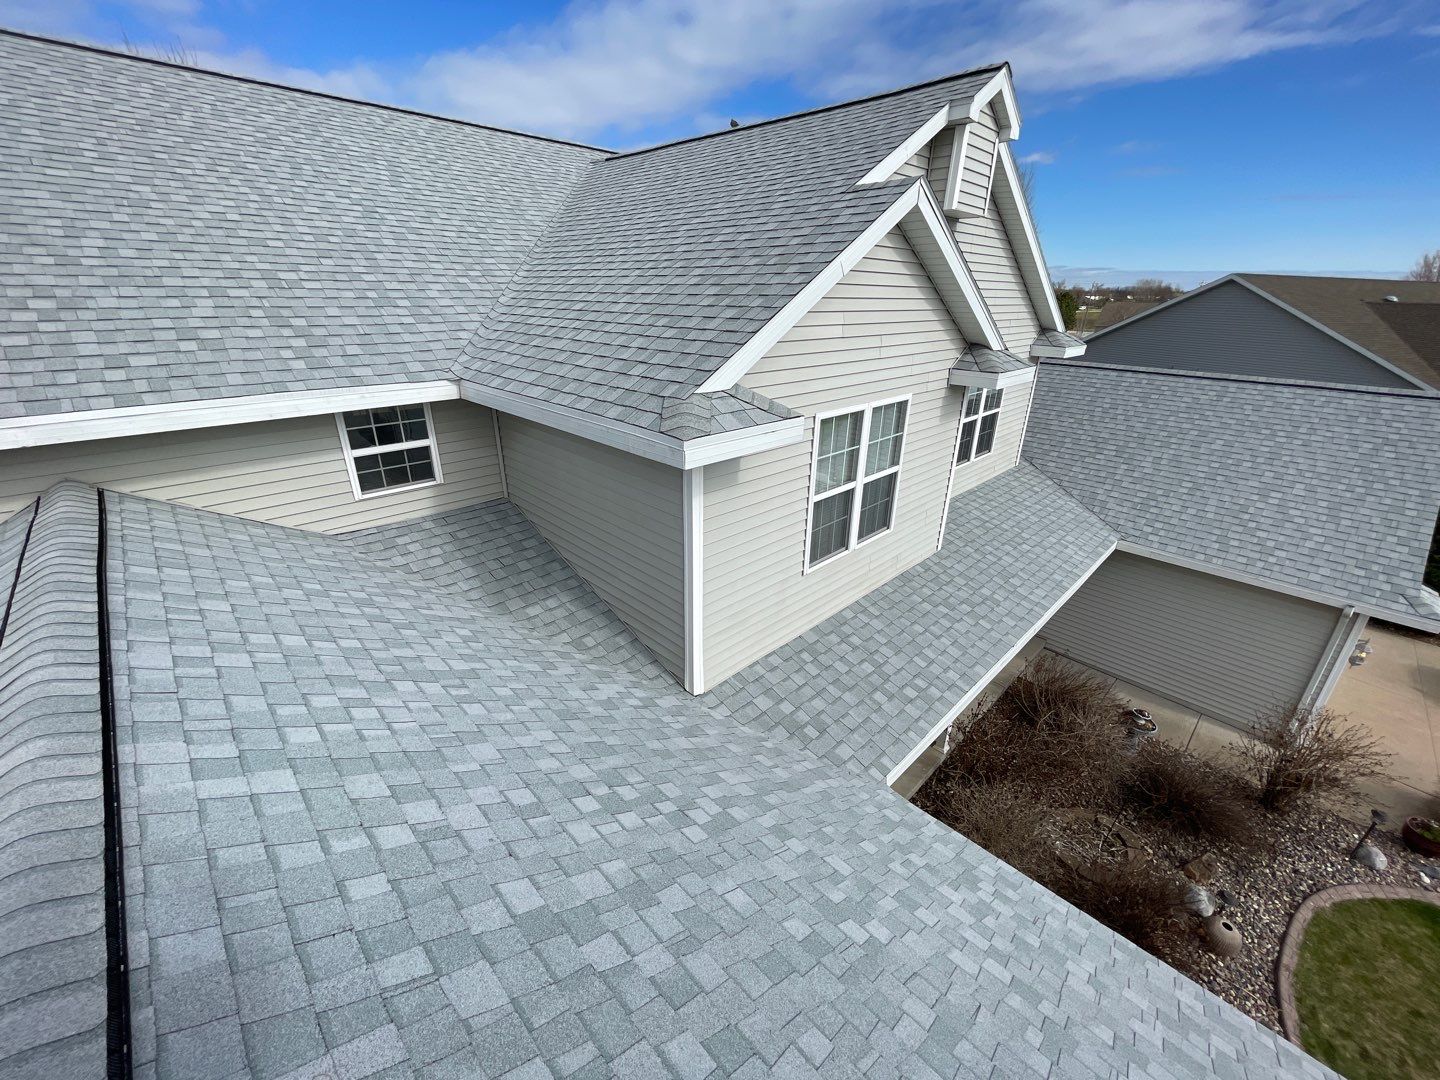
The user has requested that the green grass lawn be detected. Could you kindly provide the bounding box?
[1293,898,1440,1080]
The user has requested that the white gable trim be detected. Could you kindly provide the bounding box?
[0,380,462,450]
[991,143,1065,332]
[460,382,806,469]
[1085,274,1435,391]
[857,70,1020,190]
[698,181,1003,394]
[856,104,952,187]
[940,121,971,213]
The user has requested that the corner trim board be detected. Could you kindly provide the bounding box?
[683,467,705,693]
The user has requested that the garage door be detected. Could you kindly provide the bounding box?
[1039,552,1340,728]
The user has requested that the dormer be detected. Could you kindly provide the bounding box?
[927,71,1018,219]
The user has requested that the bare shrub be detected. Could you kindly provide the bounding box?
[1230,706,1391,813]
[1048,858,1183,949]
[1006,653,1123,729]
[1123,742,1253,842]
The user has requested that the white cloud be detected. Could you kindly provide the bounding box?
[1018,150,1056,164]
[0,0,1419,142]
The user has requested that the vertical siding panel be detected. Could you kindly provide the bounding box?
[702,228,1031,687]
[499,416,686,679]
[1039,552,1339,727]
[0,399,505,532]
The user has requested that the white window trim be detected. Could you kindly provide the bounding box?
[952,387,1003,469]
[335,402,445,500]
[802,394,912,574]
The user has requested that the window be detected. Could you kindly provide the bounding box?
[337,404,444,498]
[954,387,1003,466]
[806,398,909,568]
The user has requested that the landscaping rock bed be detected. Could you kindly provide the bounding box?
[912,655,1437,1036]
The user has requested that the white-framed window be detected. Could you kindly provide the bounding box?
[954,387,1003,467]
[805,396,910,569]
[335,403,444,499]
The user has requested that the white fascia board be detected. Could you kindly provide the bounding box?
[992,143,1066,332]
[0,380,462,450]
[461,382,806,469]
[1229,276,1436,391]
[905,183,1005,349]
[856,104,952,186]
[1029,340,1087,359]
[946,365,1037,391]
[697,183,923,393]
[680,415,807,467]
[941,120,971,213]
[1114,540,1440,633]
[884,538,1117,787]
[958,69,1020,141]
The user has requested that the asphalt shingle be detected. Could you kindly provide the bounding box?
[1025,360,1440,626]
[90,485,1333,1079]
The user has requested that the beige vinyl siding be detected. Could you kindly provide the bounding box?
[498,416,686,679]
[953,201,1040,352]
[950,379,1031,497]
[0,399,504,532]
[955,105,998,217]
[1040,552,1339,728]
[703,227,1018,687]
[925,125,955,204]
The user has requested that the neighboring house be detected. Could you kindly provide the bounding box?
[1082,272,1440,388]
[0,28,1433,1080]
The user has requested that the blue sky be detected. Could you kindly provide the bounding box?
[5,0,1439,284]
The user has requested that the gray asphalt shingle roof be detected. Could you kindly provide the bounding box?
[0,30,602,421]
[454,66,1004,433]
[1025,360,1440,627]
[0,483,107,1080]
[713,464,1116,779]
[3,481,1335,1078]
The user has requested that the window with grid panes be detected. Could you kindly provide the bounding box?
[806,398,909,567]
[954,387,1003,466]
[337,404,442,496]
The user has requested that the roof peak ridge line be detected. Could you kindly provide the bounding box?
[0,26,613,154]
[604,61,1009,162]
[1042,357,1440,400]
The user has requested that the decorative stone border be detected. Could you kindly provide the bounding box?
[1275,882,1440,1044]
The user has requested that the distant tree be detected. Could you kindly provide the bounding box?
[1055,288,1079,330]
[1018,161,1037,208]
[1130,278,1182,301]
[1407,250,1440,281]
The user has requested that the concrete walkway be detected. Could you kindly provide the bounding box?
[1329,624,1440,821]
[1040,627,1440,823]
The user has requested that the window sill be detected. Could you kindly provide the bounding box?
[802,523,896,575]
[353,477,443,502]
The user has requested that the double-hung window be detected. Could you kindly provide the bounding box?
[954,387,1003,466]
[337,404,444,498]
[806,397,909,568]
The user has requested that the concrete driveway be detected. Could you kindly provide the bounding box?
[1329,623,1440,821]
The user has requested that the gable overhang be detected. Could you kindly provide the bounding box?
[990,143,1066,332]
[1029,339,1086,359]
[1086,274,1436,391]
[0,380,463,451]
[459,382,806,469]
[856,68,1019,189]
[698,180,1004,394]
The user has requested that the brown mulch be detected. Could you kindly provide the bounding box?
[915,746,1436,1035]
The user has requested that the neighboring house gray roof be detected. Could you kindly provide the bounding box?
[455,67,1002,433]
[3,482,1332,1078]
[1025,360,1440,628]
[713,463,1116,778]
[1083,279,1420,389]
[1240,274,1440,389]
[0,30,602,420]
[0,484,107,1079]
